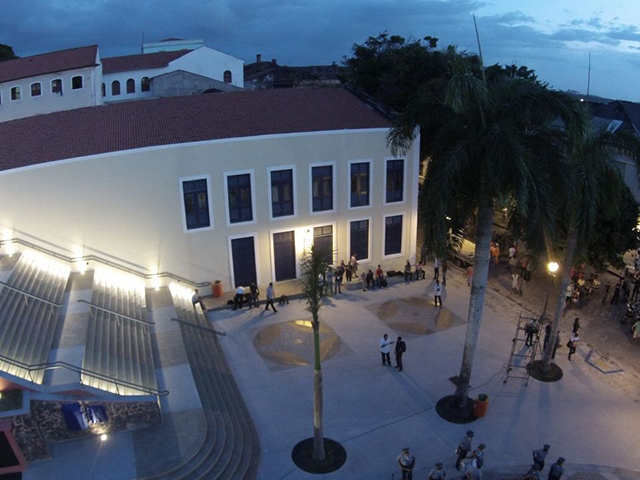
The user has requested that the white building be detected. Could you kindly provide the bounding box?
[0,87,418,294]
[0,45,103,123]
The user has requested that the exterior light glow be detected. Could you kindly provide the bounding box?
[100,434,108,442]
[547,262,559,274]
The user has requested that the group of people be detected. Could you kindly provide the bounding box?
[397,438,566,480]
[327,259,390,294]
[231,282,278,313]
[379,333,407,371]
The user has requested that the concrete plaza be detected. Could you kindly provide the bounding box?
[213,270,640,479]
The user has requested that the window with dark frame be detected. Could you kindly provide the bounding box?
[227,174,253,223]
[71,75,83,90]
[311,165,333,212]
[126,78,135,94]
[350,220,369,261]
[141,77,150,92]
[112,81,120,96]
[386,159,404,203]
[101,83,106,97]
[10,87,20,101]
[271,169,294,218]
[384,215,403,255]
[31,83,41,97]
[51,79,62,94]
[182,179,210,230]
[223,70,232,84]
[314,225,333,265]
[350,162,370,207]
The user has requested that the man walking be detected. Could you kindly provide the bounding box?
[395,336,407,371]
[264,282,277,313]
[455,431,474,470]
[397,448,416,480]
[532,444,551,471]
[434,279,443,307]
[547,458,565,480]
[572,317,580,334]
[379,334,394,366]
[567,333,579,360]
[249,282,260,309]
[433,257,441,280]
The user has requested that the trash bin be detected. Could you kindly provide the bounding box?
[212,280,223,298]
[473,394,489,418]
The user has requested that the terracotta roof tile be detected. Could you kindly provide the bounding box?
[0,87,391,172]
[101,50,191,74]
[0,45,98,84]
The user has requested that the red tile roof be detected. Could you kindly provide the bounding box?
[101,50,191,74]
[0,87,392,172]
[0,45,98,84]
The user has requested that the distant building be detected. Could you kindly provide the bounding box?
[142,37,204,54]
[244,54,344,90]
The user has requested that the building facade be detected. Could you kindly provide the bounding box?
[0,88,418,293]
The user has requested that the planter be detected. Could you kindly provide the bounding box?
[473,394,489,418]
[212,281,223,298]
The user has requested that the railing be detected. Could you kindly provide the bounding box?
[0,352,168,397]
[0,237,210,288]
[78,300,155,326]
[0,281,63,308]
[171,318,226,336]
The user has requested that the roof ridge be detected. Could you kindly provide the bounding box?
[5,45,97,62]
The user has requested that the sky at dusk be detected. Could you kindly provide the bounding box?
[2,0,640,101]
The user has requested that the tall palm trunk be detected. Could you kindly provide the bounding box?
[542,223,578,370]
[312,313,325,461]
[454,205,493,405]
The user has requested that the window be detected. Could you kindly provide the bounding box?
[182,179,210,230]
[350,162,370,207]
[271,169,294,218]
[386,159,404,203]
[227,174,253,224]
[350,220,369,261]
[311,165,333,212]
[51,79,62,94]
[10,86,20,101]
[111,81,120,96]
[314,226,333,265]
[101,83,106,97]
[71,75,83,90]
[126,78,135,94]
[223,70,232,84]
[384,215,403,256]
[141,77,150,92]
[30,82,41,97]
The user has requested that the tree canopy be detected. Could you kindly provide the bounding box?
[0,44,18,62]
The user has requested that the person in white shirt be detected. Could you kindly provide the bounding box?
[379,333,394,366]
[434,279,443,307]
[567,332,579,360]
[508,245,516,259]
[265,282,277,313]
[233,285,245,311]
[433,257,441,281]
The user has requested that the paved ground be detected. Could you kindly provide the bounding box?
[211,268,640,480]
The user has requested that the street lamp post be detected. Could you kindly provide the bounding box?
[540,261,559,323]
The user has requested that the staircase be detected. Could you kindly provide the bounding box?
[81,269,157,396]
[0,253,69,383]
[141,284,260,480]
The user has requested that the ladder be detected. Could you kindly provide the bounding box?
[504,312,541,385]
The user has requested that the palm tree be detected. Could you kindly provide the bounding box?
[540,128,640,374]
[388,58,587,413]
[299,243,327,460]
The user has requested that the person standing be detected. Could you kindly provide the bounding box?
[567,333,579,360]
[547,458,565,480]
[325,267,334,296]
[524,319,539,347]
[379,334,394,366]
[416,261,425,280]
[632,318,640,342]
[350,254,358,276]
[455,431,474,470]
[572,317,580,334]
[428,462,446,480]
[601,283,611,304]
[434,279,443,307]
[360,272,367,291]
[366,269,374,289]
[532,444,551,471]
[508,245,517,261]
[397,448,416,480]
[472,444,486,469]
[335,263,344,294]
[375,265,384,288]
[346,262,353,282]
[433,257,441,280]
[467,265,474,287]
[493,243,501,266]
[264,283,277,313]
[233,285,245,311]
[610,280,622,305]
[395,336,407,371]
[404,260,413,282]
[249,282,260,309]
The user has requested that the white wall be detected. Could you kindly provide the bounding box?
[169,47,244,88]
[102,68,160,102]
[0,129,416,292]
[0,64,101,122]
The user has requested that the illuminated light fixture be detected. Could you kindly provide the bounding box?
[169,282,194,302]
[100,434,108,442]
[22,250,70,278]
[0,392,3,399]
[95,268,146,303]
[5,242,15,257]
[547,262,559,274]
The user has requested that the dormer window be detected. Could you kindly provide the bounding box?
[112,81,120,96]
[51,79,63,94]
[30,82,42,97]
[72,76,83,90]
[141,77,150,92]
[10,86,20,101]
[223,70,232,84]
[126,78,135,94]
[102,83,106,97]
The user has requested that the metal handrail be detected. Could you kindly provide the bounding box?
[0,237,210,288]
[0,281,63,308]
[0,352,168,397]
[78,300,155,326]
[171,318,226,336]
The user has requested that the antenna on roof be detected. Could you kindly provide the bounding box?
[586,52,591,102]
[141,31,145,54]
